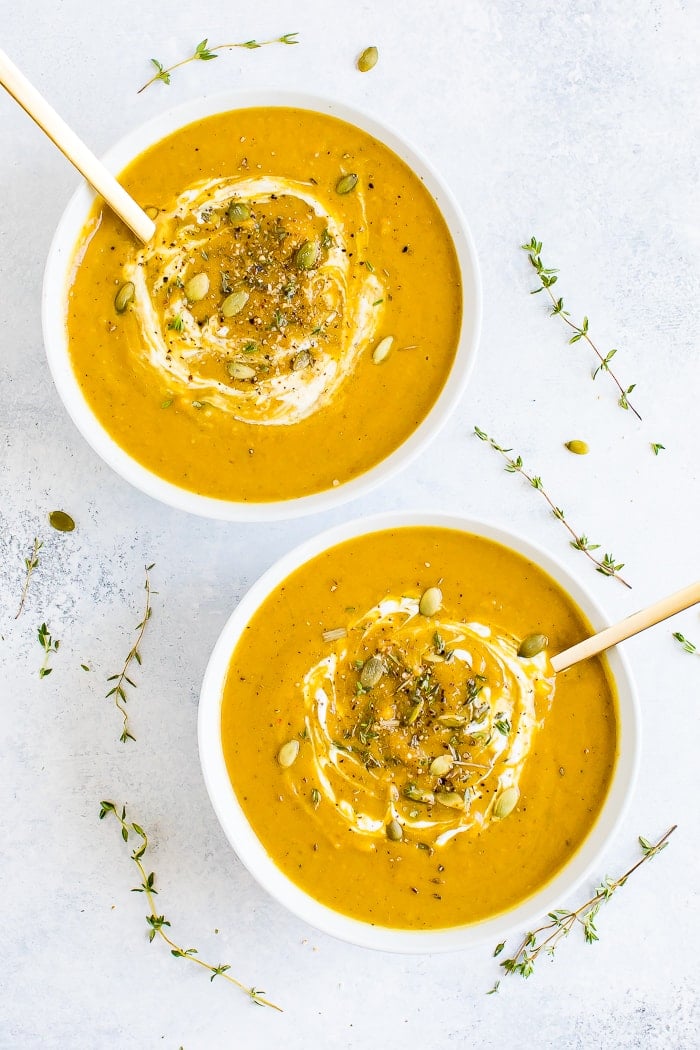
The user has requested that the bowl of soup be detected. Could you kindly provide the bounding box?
[198,512,640,951]
[42,92,481,520]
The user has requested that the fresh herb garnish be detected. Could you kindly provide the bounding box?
[37,622,59,678]
[494,716,511,736]
[475,426,631,588]
[494,826,675,984]
[168,313,184,332]
[138,33,299,93]
[99,802,281,1010]
[651,443,665,456]
[672,631,698,655]
[521,237,641,420]
[15,537,42,619]
[106,564,154,743]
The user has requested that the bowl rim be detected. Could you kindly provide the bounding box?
[197,511,641,953]
[41,89,482,521]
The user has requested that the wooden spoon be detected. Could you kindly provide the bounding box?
[0,48,155,243]
[551,580,700,672]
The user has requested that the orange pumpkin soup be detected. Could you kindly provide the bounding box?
[66,108,462,501]
[221,527,618,929]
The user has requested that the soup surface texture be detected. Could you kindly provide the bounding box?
[221,528,618,929]
[66,108,462,502]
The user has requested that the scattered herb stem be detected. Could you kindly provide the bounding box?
[521,237,641,421]
[106,564,154,743]
[672,631,698,655]
[494,825,676,982]
[474,427,631,588]
[15,538,42,619]
[99,802,280,1011]
[37,622,59,678]
[138,33,299,93]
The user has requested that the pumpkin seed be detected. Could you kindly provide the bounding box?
[386,819,403,841]
[360,655,385,689]
[322,626,347,642]
[437,714,467,728]
[228,200,251,223]
[114,281,135,314]
[404,783,435,805]
[419,586,442,617]
[493,785,520,820]
[227,361,256,381]
[565,439,590,455]
[292,349,312,371]
[277,740,300,768]
[221,289,249,317]
[517,632,549,659]
[49,510,75,533]
[435,791,465,810]
[357,46,379,72]
[336,172,359,195]
[185,272,209,302]
[372,336,394,364]
[404,698,424,725]
[430,754,454,777]
[295,240,320,270]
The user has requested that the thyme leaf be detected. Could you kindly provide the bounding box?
[15,537,42,619]
[493,825,675,985]
[99,801,281,1011]
[138,32,299,93]
[37,621,59,678]
[105,564,154,743]
[521,237,641,422]
[474,427,631,589]
[672,631,698,655]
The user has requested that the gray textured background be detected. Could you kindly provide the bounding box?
[1,1,699,1047]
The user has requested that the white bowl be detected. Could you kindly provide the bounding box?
[198,512,641,952]
[42,91,481,521]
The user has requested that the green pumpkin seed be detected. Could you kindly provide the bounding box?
[419,586,442,617]
[114,282,135,314]
[336,172,359,195]
[517,632,549,659]
[49,510,75,533]
[357,46,378,72]
[430,754,454,777]
[227,361,256,381]
[386,819,403,841]
[295,240,320,270]
[277,740,300,768]
[437,714,467,728]
[221,289,249,317]
[292,349,313,371]
[185,272,209,302]
[565,439,590,455]
[435,791,465,811]
[404,698,424,725]
[404,783,435,805]
[360,655,385,689]
[228,200,251,223]
[493,785,520,820]
[372,336,394,364]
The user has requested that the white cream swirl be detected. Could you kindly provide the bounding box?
[122,176,382,425]
[298,598,555,848]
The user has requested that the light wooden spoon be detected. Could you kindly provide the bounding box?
[551,580,700,672]
[0,48,155,243]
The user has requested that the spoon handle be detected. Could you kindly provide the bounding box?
[0,49,154,243]
[551,580,700,673]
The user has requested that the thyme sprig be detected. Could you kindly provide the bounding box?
[474,427,631,588]
[673,632,698,655]
[138,33,299,93]
[494,825,676,982]
[15,538,42,619]
[106,564,154,743]
[99,802,280,1011]
[37,622,59,678]
[521,237,641,421]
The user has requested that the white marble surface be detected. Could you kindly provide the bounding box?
[1,1,699,1047]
